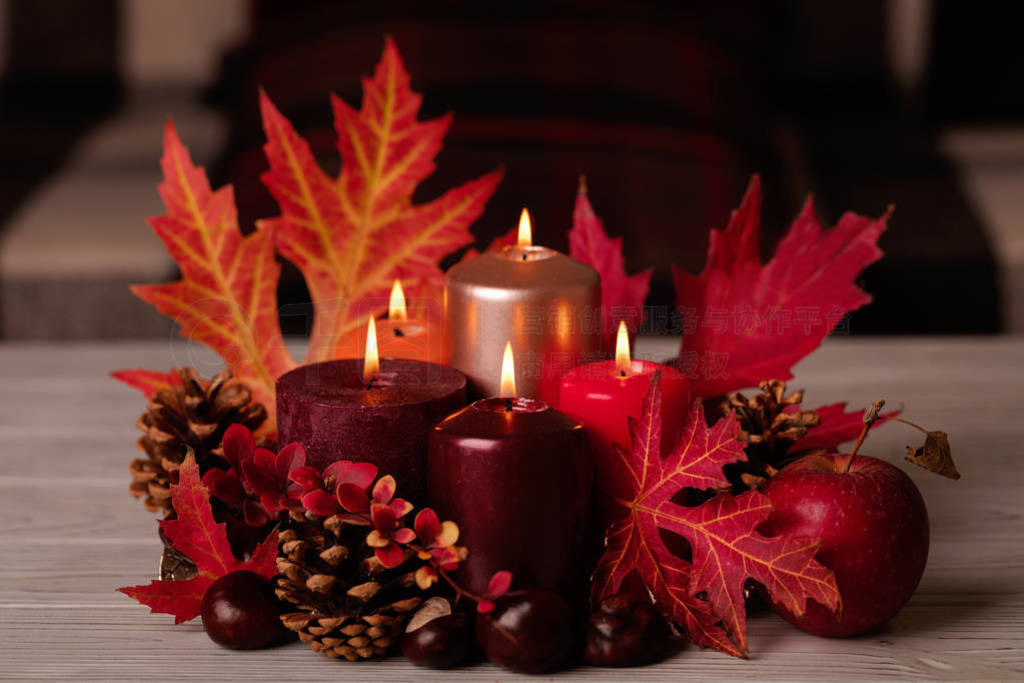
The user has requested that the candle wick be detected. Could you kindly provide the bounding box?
[620,370,627,378]
[393,328,404,337]
[366,377,377,390]
[505,398,513,412]
[521,253,527,261]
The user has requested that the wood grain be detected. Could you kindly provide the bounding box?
[1,338,1022,680]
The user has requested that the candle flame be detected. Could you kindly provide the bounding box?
[500,341,516,397]
[363,316,379,383]
[615,320,631,376]
[517,208,532,247]
[388,279,407,322]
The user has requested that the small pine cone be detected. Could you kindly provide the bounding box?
[128,367,267,513]
[720,380,820,483]
[276,517,422,660]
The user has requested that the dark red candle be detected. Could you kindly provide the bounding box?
[428,397,592,603]
[276,358,465,502]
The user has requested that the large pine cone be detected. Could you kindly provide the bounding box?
[128,367,267,513]
[276,511,422,660]
[717,379,820,487]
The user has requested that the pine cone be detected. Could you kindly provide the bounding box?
[276,511,422,660]
[719,380,820,486]
[128,367,267,513]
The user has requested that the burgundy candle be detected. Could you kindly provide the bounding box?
[428,373,592,604]
[276,358,466,502]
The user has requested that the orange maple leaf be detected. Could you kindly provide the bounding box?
[131,122,295,416]
[259,38,502,362]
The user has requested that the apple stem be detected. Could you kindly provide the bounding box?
[839,399,886,473]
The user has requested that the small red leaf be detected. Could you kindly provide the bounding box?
[375,543,406,569]
[325,461,378,490]
[476,600,495,614]
[301,489,341,517]
[289,465,322,491]
[487,570,513,597]
[336,482,370,513]
[393,527,416,544]
[414,508,441,542]
[371,503,398,534]
[222,424,256,468]
[372,475,397,504]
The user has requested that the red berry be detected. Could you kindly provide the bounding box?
[475,589,577,674]
[200,570,283,649]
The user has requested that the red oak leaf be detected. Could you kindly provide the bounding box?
[118,454,277,623]
[111,369,182,397]
[130,121,296,425]
[592,372,840,656]
[569,177,651,350]
[791,402,900,454]
[259,38,502,363]
[673,176,888,398]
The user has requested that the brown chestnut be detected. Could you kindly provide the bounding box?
[584,593,671,667]
[401,598,470,668]
[200,570,284,649]
[475,588,577,674]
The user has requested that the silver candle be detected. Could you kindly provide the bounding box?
[443,210,601,402]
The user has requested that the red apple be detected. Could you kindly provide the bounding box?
[759,453,929,636]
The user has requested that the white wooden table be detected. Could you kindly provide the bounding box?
[1,337,1022,681]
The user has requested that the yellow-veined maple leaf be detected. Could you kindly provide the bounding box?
[130,122,295,415]
[120,38,502,434]
[259,38,502,361]
[592,371,841,656]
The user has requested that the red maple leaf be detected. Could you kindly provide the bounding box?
[673,175,888,398]
[792,402,900,454]
[259,38,502,363]
[110,368,182,397]
[569,177,651,350]
[128,121,296,417]
[592,372,840,656]
[118,454,277,624]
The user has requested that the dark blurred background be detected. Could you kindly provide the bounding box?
[1,0,1021,339]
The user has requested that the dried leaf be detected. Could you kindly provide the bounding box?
[905,430,960,479]
[259,38,502,362]
[673,176,888,397]
[569,177,651,349]
[592,373,840,656]
[118,454,278,623]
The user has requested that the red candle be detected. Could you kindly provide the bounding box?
[558,322,690,506]
[427,343,592,604]
[276,321,465,501]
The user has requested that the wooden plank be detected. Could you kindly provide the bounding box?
[0,338,1022,680]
